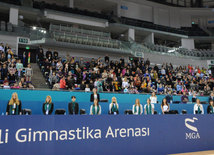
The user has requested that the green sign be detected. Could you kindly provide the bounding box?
[19,38,29,44]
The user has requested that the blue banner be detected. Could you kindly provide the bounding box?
[0,115,214,155]
[0,89,209,115]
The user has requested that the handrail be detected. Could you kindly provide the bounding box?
[0,88,210,97]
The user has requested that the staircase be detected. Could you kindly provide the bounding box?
[31,63,49,89]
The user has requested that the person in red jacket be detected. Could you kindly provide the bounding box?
[60,76,67,89]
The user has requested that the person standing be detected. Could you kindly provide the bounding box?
[132,99,143,115]
[193,99,204,114]
[42,96,54,115]
[68,96,79,115]
[150,92,157,104]
[109,97,119,115]
[90,88,100,102]
[6,92,22,115]
[144,98,155,115]
[25,64,33,82]
[207,100,214,114]
[161,98,170,114]
[90,99,101,115]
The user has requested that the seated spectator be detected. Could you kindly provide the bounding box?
[165,91,173,104]
[141,79,147,92]
[123,86,129,93]
[90,99,101,115]
[6,92,22,115]
[181,92,189,104]
[27,83,35,89]
[49,72,59,88]
[68,96,79,115]
[90,88,100,102]
[209,92,214,102]
[157,84,164,94]
[161,98,170,114]
[59,76,66,89]
[144,98,154,115]
[18,77,26,88]
[192,93,197,103]
[150,92,157,104]
[122,77,129,89]
[176,82,182,93]
[42,96,54,115]
[207,100,214,114]
[11,83,20,89]
[80,81,86,90]
[193,99,204,114]
[181,86,188,94]
[46,49,52,59]
[109,97,119,115]
[3,82,10,89]
[85,84,90,92]
[132,99,143,115]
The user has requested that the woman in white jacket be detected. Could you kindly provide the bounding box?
[193,99,204,114]
[132,99,143,115]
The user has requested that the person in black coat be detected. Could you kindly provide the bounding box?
[68,96,79,115]
[207,100,214,114]
[90,88,100,102]
[42,96,54,115]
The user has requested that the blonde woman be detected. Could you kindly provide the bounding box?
[193,99,204,114]
[6,92,22,115]
[42,96,54,115]
[90,99,101,115]
[132,99,143,115]
[109,97,119,115]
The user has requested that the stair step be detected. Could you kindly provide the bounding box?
[31,63,49,89]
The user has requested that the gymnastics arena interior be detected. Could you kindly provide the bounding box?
[0,0,214,154]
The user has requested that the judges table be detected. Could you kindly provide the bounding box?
[0,115,214,155]
[0,89,210,115]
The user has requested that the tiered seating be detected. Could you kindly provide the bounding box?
[33,1,111,20]
[0,21,13,32]
[49,24,121,49]
[181,25,209,36]
[120,17,209,36]
[0,0,21,5]
[144,42,172,53]
[144,42,214,58]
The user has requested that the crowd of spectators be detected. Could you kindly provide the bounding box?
[0,43,34,89]
[37,46,214,99]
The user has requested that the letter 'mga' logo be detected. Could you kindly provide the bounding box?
[185,117,200,139]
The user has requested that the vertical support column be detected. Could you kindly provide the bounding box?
[68,0,74,8]
[9,7,19,25]
[212,42,214,51]
[144,33,154,44]
[181,38,195,50]
[116,1,121,17]
[128,28,135,41]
